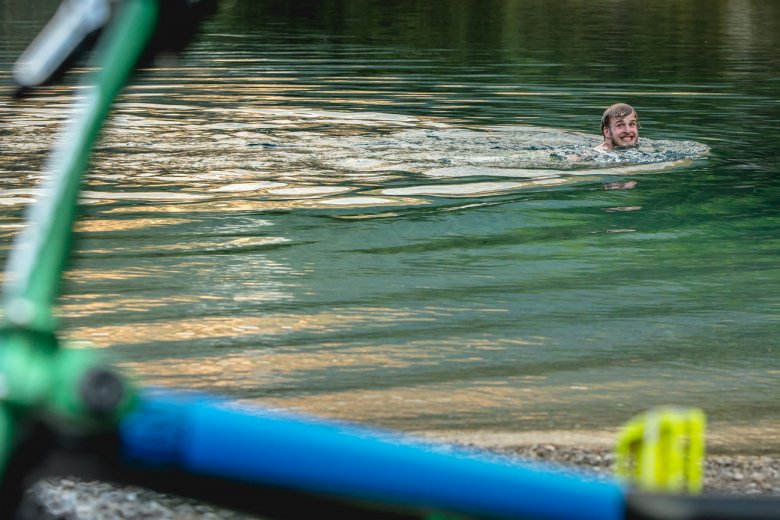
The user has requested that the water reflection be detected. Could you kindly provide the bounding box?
[2,0,780,453]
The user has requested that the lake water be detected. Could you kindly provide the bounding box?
[1,0,780,453]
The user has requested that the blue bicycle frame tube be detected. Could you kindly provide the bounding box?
[121,391,626,520]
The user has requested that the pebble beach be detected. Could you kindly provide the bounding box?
[26,438,780,519]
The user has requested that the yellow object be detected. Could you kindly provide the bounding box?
[614,407,706,494]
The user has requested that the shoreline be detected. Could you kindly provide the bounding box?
[27,431,780,519]
[411,424,780,456]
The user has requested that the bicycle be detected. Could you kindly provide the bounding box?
[1,1,778,518]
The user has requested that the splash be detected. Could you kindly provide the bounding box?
[294,121,710,200]
[318,124,710,178]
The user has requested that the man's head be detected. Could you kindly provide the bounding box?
[600,103,639,150]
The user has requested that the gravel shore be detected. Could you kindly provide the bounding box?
[26,442,780,519]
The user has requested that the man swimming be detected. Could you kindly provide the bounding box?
[595,103,639,151]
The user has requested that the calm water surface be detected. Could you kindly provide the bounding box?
[1,0,780,452]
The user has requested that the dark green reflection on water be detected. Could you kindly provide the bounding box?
[1,0,780,452]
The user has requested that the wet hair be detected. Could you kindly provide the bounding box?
[601,103,638,134]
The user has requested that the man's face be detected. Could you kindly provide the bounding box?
[604,113,639,149]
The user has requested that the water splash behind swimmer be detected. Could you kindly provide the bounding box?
[550,137,710,167]
[315,124,710,176]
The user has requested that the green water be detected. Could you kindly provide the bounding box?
[1,0,780,452]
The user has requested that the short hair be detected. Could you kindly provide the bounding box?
[601,103,638,133]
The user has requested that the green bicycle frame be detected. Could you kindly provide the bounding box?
[0,0,158,472]
[3,0,158,332]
